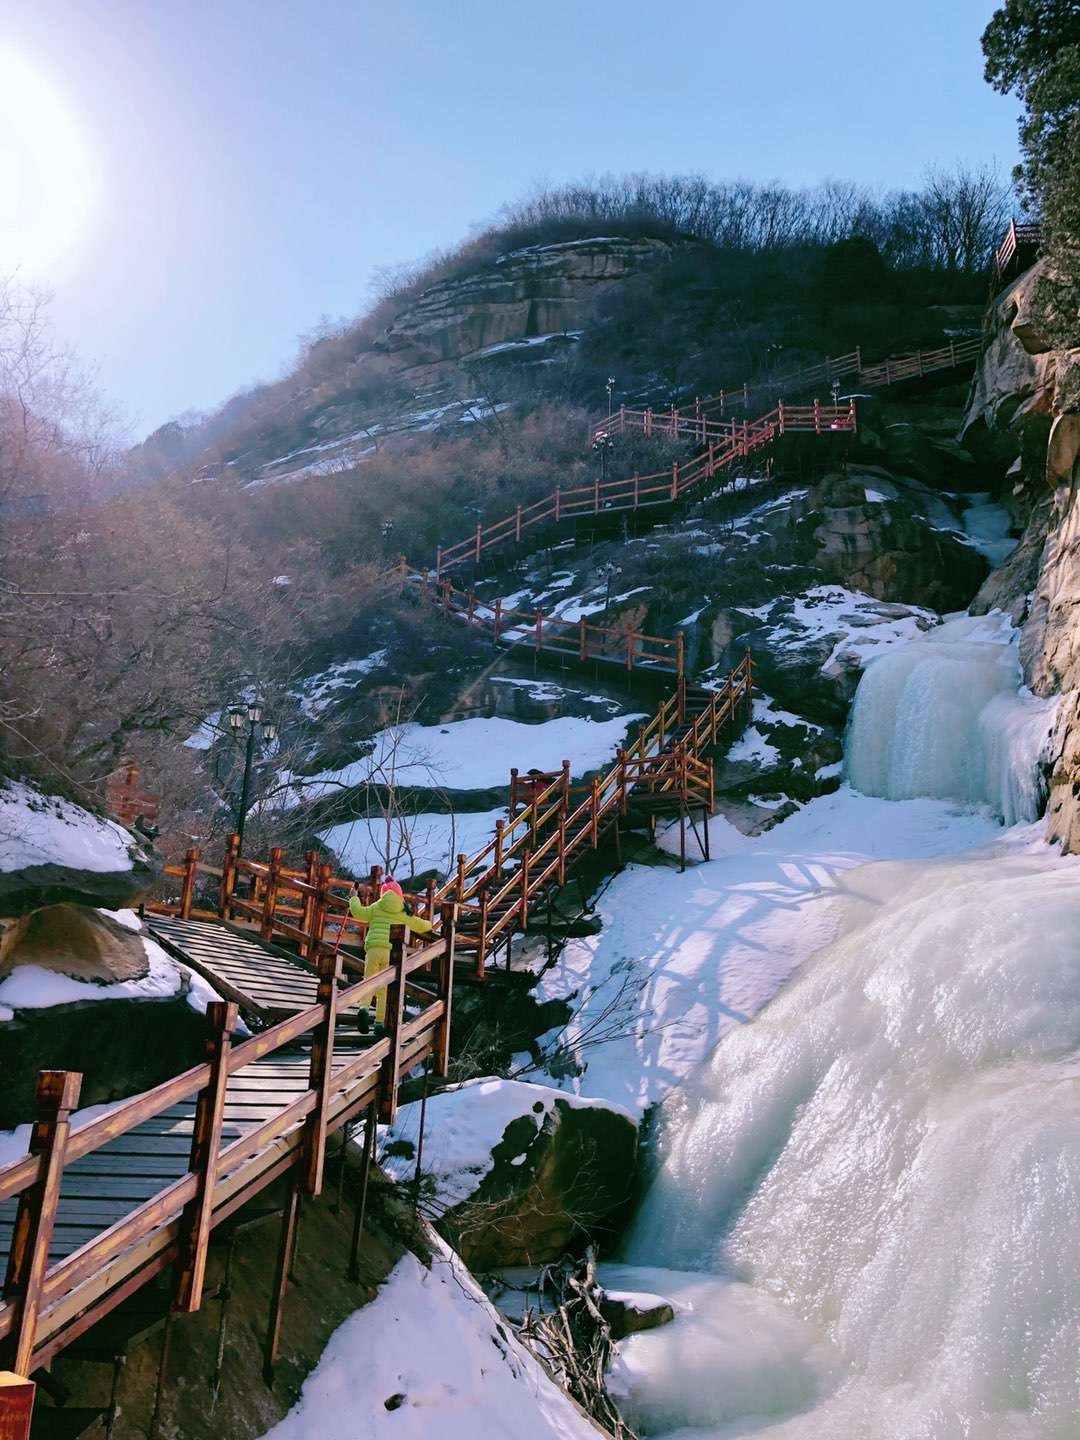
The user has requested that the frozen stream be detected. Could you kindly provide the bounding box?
[602,614,1080,1438]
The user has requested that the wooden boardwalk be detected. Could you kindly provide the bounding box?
[148,914,335,1016]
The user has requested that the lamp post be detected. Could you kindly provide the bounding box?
[228,701,277,856]
[606,376,616,418]
[601,562,622,621]
[831,378,841,409]
[592,429,615,486]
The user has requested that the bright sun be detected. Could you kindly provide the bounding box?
[0,49,96,278]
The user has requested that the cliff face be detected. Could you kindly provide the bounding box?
[375,235,677,377]
[966,258,1080,848]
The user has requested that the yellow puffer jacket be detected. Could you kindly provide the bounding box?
[348,888,433,952]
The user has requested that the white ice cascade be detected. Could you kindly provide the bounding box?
[845,611,1060,825]
[600,613,1080,1439]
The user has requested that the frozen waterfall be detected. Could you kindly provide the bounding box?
[602,611,1078,1438]
[845,612,1059,825]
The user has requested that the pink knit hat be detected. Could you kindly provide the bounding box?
[380,878,404,899]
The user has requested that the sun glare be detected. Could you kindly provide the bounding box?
[0,49,96,278]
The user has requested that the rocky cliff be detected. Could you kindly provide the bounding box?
[965,257,1080,848]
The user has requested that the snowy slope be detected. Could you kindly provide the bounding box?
[0,780,136,873]
[260,1237,603,1440]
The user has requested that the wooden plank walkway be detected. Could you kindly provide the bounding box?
[148,915,330,1016]
[0,1051,358,1268]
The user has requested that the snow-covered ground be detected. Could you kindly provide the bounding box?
[318,807,506,881]
[379,1077,634,1213]
[260,1236,602,1440]
[739,585,938,677]
[0,780,137,873]
[276,713,644,806]
[525,790,1001,1116]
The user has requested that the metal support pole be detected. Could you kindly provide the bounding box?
[348,1103,377,1283]
[263,1176,300,1386]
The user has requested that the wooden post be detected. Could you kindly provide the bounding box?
[778,400,785,435]
[436,904,456,1066]
[474,523,482,562]
[298,850,319,958]
[313,862,334,956]
[579,616,587,662]
[633,472,640,509]
[670,463,678,501]
[179,846,199,920]
[304,945,342,1195]
[261,847,283,942]
[515,506,522,543]
[219,833,240,920]
[590,777,601,847]
[493,597,502,643]
[455,854,467,904]
[378,936,407,1124]
[519,850,531,929]
[0,1373,35,1440]
[593,476,600,513]
[262,1174,300,1385]
[676,630,685,690]
[2,1070,82,1376]
[174,1002,238,1312]
[509,769,519,817]
[813,398,821,434]
[626,631,635,672]
[435,547,443,583]
[424,878,437,923]
[535,609,543,655]
[467,589,476,623]
[554,486,561,522]
[477,892,489,978]
[561,759,571,811]
[616,748,628,815]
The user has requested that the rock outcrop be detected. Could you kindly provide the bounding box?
[964,258,1080,850]
[3,904,150,983]
[376,237,676,378]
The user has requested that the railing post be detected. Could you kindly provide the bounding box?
[441,580,452,616]
[303,944,342,1196]
[519,850,531,929]
[493,597,502,643]
[561,758,571,811]
[626,631,635,672]
[633,472,640,509]
[670,463,678,501]
[590,777,601,847]
[594,476,600,513]
[554,485,561,523]
[219,833,240,920]
[535,609,543,655]
[436,903,456,1064]
[619,402,626,431]
[778,400,785,435]
[813,398,821,434]
[377,935,406,1125]
[0,1373,35,1440]
[616,747,629,815]
[477,891,490,976]
[260,846,283,941]
[493,818,505,878]
[424,877,437,923]
[180,846,199,920]
[474,523,482,562]
[313,862,334,955]
[579,615,587,662]
[175,1001,238,1312]
[2,1070,82,1376]
[455,854,467,904]
[515,505,522,543]
[435,546,443,583]
[298,849,319,958]
[509,769,519,817]
[676,630,685,690]
[644,407,652,438]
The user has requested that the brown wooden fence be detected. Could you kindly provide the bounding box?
[435,404,856,578]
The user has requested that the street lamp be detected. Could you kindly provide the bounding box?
[592,429,615,486]
[831,378,841,409]
[228,702,276,855]
[600,562,623,621]
[606,376,616,417]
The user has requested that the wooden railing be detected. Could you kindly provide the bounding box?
[421,572,684,680]
[435,403,856,578]
[591,337,983,444]
[995,217,1043,281]
[0,909,455,1381]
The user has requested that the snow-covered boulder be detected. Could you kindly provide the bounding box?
[380,1078,638,1270]
[0,779,158,920]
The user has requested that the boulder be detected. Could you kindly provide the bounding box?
[599,1291,676,1340]
[2,904,150,984]
[380,1078,638,1271]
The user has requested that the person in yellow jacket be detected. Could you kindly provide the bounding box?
[348,878,433,1028]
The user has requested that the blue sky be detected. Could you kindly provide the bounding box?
[2,0,1018,436]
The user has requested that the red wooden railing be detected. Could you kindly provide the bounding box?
[994,217,1043,281]
[590,337,983,445]
[421,572,684,679]
[435,403,855,578]
[0,903,455,1384]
